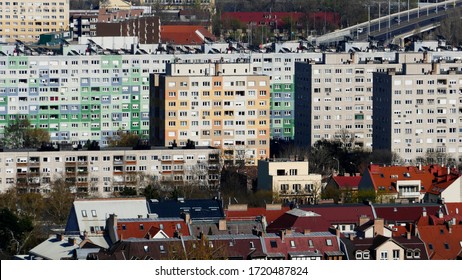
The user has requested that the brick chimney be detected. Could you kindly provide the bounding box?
[218,219,227,231]
[374,218,384,236]
[406,231,411,240]
[183,212,191,224]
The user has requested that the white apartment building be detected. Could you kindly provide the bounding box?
[294,52,428,150]
[257,159,322,204]
[373,60,462,164]
[152,62,271,165]
[0,146,220,196]
[0,0,69,43]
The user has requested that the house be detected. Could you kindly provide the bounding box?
[224,204,290,231]
[341,219,428,260]
[358,164,461,203]
[373,203,442,226]
[416,209,462,259]
[26,234,103,260]
[323,175,361,203]
[267,204,375,234]
[262,231,344,260]
[105,214,191,243]
[257,158,322,204]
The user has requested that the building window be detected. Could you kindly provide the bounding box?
[355,250,362,260]
[393,250,400,260]
[91,210,97,217]
[81,210,87,217]
[380,251,388,260]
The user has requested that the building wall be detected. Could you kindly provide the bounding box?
[0,147,219,196]
[0,0,69,43]
[295,52,404,149]
[257,159,322,204]
[441,176,462,203]
[152,62,270,165]
[373,62,462,164]
[375,241,404,260]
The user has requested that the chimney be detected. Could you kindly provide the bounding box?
[68,237,77,246]
[359,215,370,226]
[406,231,411,240]
[56,233,64,241]
[422,207,427,217]
[374,218,384,237]
[218,219,227,231]
[261,216,268,231]
[304,229,311,235]
[280,230,285,242]
[183,212,191,224]
[438,208,444,219]
[285,229,293,235]
[349,233,354,240]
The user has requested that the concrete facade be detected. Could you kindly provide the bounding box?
[0,0,69,43]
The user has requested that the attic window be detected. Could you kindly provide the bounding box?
[363,250,370,260]
[290,240,296,248]
[414,249,420,259]
[380,174,384,178]
[82,210,87,217]
[270,241,277,248]
[355,250,363,260]
[440,229,444,234]
[176,224,181,230]
[250,241,255,249]
[404,173,411,178]
[144,245,149,252]
[444,243,450,249]
[209,241,213,248]
[159,245,165,252]
[139,224,144,230]
[428,243,433,250]
[326,239,333,246]
[160,224,164,230]
[308,240,314,247]
[91,210,97,217]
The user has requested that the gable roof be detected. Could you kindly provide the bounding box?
[65,198,149,234]
[417,224,462,259]
[224,206,290,225]
[299,204,374,224]
[147,199,224,221]
[160,25,215,45]
[374,203,442,224]
[365,164,460,194]
[116,218,189,240]
[333,176,361,189]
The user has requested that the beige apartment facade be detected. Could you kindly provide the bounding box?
[294,52,426,150]
[257,159,322,204]
[373,61,462,164]
[0,0,69,43]
[0,146,220,196]
[151,62,271,166]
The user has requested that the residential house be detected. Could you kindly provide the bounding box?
[416,209,462,259]
[263,231,344,260]
[257,158,322,204]
[323,175,361,203]
[358,164,461,203]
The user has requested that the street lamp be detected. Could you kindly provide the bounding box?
[333,157,340,174]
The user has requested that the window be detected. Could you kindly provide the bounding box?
[355,250,363,260]
[290,240,296,248]
[326,239,333,246]
[81,210,87,217]
[393,250,400,260]
[91,210,97,217]
[380,251,388,260]
[270,241,277,248]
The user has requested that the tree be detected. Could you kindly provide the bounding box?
[44,177,75,225]
[16,193,45,222]
[0,208,34,257]
[165,234,228,260]
[436,9,462,46]
[106,129,141,147]
[1,118,50,149]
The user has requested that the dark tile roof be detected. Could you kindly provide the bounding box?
[374,204,442,223]
[147,199,224,220]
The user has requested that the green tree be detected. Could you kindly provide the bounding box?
[0,208,34,257]
[1,118,50,149]
[106,129,141,147]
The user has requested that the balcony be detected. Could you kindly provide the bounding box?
[398,192,420,198]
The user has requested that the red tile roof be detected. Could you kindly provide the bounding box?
[417,224,462,259]
[160,25,215,45]
[374,204,442,224]
[365,164,460,194]
[445,202,462,216]
[117,219,189,240]
[333,176,361,190]
[263,232,342,260]
[224,206,290,224]
[299,204,374,224]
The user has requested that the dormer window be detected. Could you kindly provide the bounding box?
[290,240,296,248]
[355,250,363,260]
[363,250,370,259]
[326,239,333,246]
[250,241,255,249]
[414,249,420,259]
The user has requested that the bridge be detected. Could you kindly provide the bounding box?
[316,0,462,45]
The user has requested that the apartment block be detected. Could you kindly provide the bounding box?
[294,52,419,149]
[373,61,462,163]
[0,146,220,196]
[0,0,69,43]
[257,159,322,204]
[151,62,270,165]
